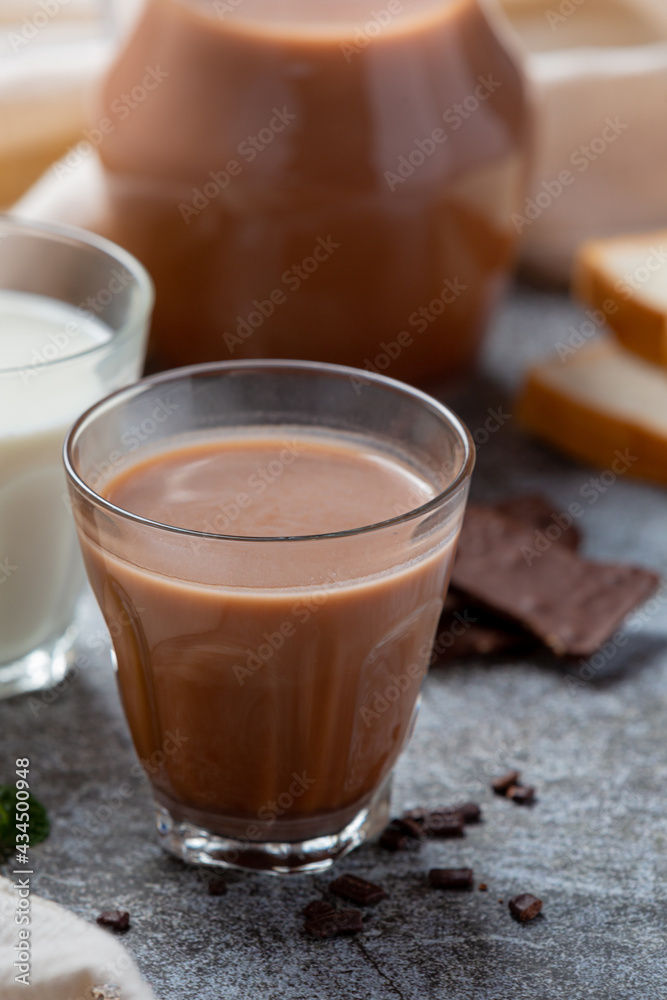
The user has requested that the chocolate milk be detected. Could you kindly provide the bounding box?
[93,0,527,380]
[81,433,457,843]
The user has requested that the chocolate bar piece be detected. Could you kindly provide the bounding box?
[329,874,387,906]
[96,910,130,932]
[423,811,465,838]
[508,893,543,922]
[451,505,660,657]
[507,784,536,805]
[491,770,521,795]
[304,904,363,938]
[433,591,532,663]
[379,821,411,851]
[494,494,581,551]
[428,868,474,890]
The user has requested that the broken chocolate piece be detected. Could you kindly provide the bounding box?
[379,821,410,851]
[404,802,481,825]
[96,910,130,932]
[303,900,336,919]
[423,811,465,838]
[428,868,474,890]
[329,874,388,906]
[508,893,543,922]
[507,784,536,805]
[452,505,660,657]
[391,816,423,839]
[491,770,520,795]
[305,905,364,938]
[452,802,481,823]
[207,877,227,896]
[494,494,581,552]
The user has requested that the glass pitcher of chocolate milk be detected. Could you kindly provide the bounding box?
[92,0,529,379]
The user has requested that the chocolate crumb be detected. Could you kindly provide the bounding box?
[207,878,227,896]
[96,910,130,933]
[478,883,488,891]
[329,874,388,906]
[428,868,474,890]
[507,784,536,805]
[509,893,543,922]
[491,770,520,795]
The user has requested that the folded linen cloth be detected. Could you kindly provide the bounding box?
[0,876,154,1000]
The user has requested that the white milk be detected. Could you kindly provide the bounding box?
[0,291,112,665]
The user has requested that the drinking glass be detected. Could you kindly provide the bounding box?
[65,360,474,873]
[0,216,153,699]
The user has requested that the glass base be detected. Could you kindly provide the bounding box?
[154,779,392,875]
[0,623,79,700]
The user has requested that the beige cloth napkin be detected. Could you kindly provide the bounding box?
[0,876,154,1000]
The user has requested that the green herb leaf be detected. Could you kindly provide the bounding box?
[0,784,50,860]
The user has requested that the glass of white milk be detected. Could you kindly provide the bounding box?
[0,216,153,698]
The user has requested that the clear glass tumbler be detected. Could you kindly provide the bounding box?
[64,361,474,873]
[0,216,153,699]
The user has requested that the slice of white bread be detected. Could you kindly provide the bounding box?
[573,230,667,367]
[517,336,667,484]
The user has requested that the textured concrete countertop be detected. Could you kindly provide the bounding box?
[3,284,667,999]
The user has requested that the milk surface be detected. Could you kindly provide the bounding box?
[0,290,112,665]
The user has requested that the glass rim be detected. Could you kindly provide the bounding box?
[0,214,154,378]
[63,359,475,543]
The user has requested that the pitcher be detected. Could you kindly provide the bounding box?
[26,0,531,381]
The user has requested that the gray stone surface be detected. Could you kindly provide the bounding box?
[3,283,667,999]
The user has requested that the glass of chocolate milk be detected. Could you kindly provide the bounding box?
[64,361,474,873]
